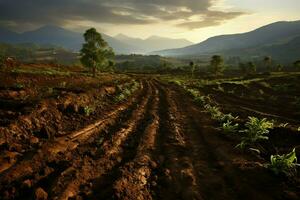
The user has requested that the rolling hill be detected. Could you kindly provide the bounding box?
[0,25,138,54]
[115,34,193,53]
[153,20,300,62]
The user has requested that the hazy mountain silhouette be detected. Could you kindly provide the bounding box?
[115,34,193,53]
[0,25,192,54]
[153,20,300,61]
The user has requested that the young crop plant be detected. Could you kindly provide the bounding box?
[204,104,223,121]
[15,83,25,89]
[220,113,238,123]
[236,117,274,149]
[222,120,239,134]
[187,88,200,97]
[194,95,207,106]
[269,148,299,176]
[83,106,94,116]
[114,81,139,102]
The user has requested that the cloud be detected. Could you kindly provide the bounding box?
[0,0,245,30]
[178,11,246,29]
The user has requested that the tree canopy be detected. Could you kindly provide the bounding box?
[210,55,224,75]
[80,28,114,76]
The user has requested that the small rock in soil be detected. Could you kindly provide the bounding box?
[35,187,48,200]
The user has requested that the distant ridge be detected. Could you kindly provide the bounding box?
[153,20,300,62]
[0,25,193,54]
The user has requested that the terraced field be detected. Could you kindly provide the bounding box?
[0,70,300,199]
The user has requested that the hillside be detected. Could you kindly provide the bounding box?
[0,25,138,54]
[115,34,193,53]
[153,20,300,61]
[0,25,192,54]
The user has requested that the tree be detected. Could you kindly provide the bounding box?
[276,64,283,72]
[247,62,256,74]
[190,61,195,77]
[80,28,114,76]
[263,56,272,72]
[294,60,300,70]
[210,55,224,75]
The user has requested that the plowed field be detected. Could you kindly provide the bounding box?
[1,71,300,200]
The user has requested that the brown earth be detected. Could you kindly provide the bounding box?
[0,76,300,200]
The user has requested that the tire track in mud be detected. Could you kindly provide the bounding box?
[0,80,149,199]
[154,83,203,200]
[111,81,160,200]
[84,80,160,200]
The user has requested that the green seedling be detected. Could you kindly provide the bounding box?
[269,148,299,176]
[236,117,273,149]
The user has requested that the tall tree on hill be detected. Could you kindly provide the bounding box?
[263,56,272,72]
[294,60,300,70]
[80,28,114,76]
[210,55,224,75]
[247,61,257,74]
[190,61,195,77]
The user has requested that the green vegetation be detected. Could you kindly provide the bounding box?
[80,28,114,76]
[14,83,25,89]
[114,81,139,102]
[263,56,272,71]
[237,117,274,149]
[269,148,299,176]
[293,60,300,69]
[222,120,239,134]
[83,106,94,116]
[190,61,195,77]
[210,55,224,75]
[11,67,71,76]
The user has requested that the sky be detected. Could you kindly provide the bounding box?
[0,0,299,43]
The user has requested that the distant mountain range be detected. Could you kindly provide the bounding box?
[115,34,193,53]
[153,20,300,62]
[0,25,193,54]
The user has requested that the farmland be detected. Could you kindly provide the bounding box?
[0,64,299,200]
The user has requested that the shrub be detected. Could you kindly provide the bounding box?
[269,148,299,176]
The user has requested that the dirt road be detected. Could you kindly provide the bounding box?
[0,78,298,200]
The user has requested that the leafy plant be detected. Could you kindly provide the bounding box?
[220,113,238,123]
[236,117,274,149]
[187,88,200,97]
[83,106,94,116]
[205,105,222,120]
[278,123,289,128]
[222,120,239,134]
[194,95,207,106]
[114,81,139,102]
[14,83,25,89]
[269,148,299,176]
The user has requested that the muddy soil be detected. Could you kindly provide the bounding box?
[0,77,300,200]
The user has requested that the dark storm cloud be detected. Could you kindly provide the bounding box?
[0,0,245,30]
